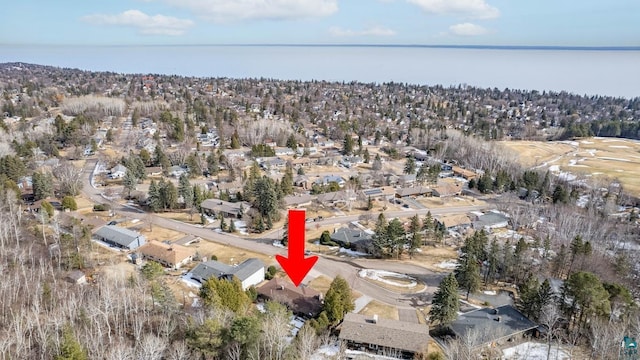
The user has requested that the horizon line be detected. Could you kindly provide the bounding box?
[1,43,639,51]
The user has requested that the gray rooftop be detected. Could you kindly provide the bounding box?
[94,225,145,249]
[474,212,509,228]
[339,313,430,354]
[330,227,372,246]
[449,305,537,347]
[190,258,265,283]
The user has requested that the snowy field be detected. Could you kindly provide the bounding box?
[502,342,570,360]
[436,260,459,270]
[358,269,417,288]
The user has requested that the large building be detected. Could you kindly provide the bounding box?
[137,240,195,269]
[94,225,146,250]
[257,278,323,317]
[339,312,430,359]
[448,305,537,349]
[188,258,265,290]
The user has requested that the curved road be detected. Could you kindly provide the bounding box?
[81,159,489,311]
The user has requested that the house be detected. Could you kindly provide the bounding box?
[144,166,163,177]
[169,165,188,177]
[398,174,417,187]
[200,199,250,218]
[359,187,396,202]
[138,240,195,269]
[189,258,265,290]
[432,183,462,197]
[274,147,295,156]
[293,175,311,189]
[473,212,510,230]
[259,157,287,170]
[94,225,146,250]
[314,175,346,187]
[438,214,472,230]
[448,305,537,349]
[284,194,315,208]
[330,227,374,253]
[110,164,127,179]
[339,313,429,359]
[316,190,357,207]
[395,186,432,198]
[291,157,314,168]
[257,278,323,317]
[452,166,478,180]
[223,149,246,159]
[65,270,86,285]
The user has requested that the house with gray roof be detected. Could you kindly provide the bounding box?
[94,225,146,250]
[448,305,537,349]
[200,199,250,219]
[339,312,429,359]
[189,258,265,290]
[330,227,374,254]
[473,212,510,230]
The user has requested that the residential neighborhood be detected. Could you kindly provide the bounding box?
[0,63,638,359]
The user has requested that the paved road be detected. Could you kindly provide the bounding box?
[81,159,488,312]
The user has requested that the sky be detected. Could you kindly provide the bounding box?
[1,0,639,46]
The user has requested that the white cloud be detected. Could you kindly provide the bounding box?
[329,26,396,37]
[407,0,500,19]
[160,0,338,22]
[449,22,489,36]
[83,10,194,36]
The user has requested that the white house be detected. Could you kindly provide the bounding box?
[110,164,127,179]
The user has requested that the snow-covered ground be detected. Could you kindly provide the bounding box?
[436,260,459,270]
[339,247,368,257]
[502,342,570,360]
[312,344,403,360]
[358,269,417,288]
[180,275,202,288]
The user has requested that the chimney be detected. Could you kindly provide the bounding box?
[372,314,378,324]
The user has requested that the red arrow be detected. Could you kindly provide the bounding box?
[275,209,318,286]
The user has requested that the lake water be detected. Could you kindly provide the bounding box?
[1,45,639,98]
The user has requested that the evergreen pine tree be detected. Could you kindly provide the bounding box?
[429,273,460,327]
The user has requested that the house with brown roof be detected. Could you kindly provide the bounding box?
[339,313,429,359]
[395,186,433,198]
[138,240,195,269]
[432,183,462,197]
[452,166,478,180]
[438,214,472,230]
[257,278,323,317]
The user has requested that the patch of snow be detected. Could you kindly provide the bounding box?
[256,302,266,313]
[502,342,571,360]
[548,165,560,172]
[580,140,594,144]
[483,290,497,295]
[576,195,590,208]
[436,260,459,269]
[339,247,368,257]
[586,149,597,156]
[180,275,202,288]
[358,269,417,288]
[598,157,631,162]
[609,145,631,149]
[354,295,372,313]
[272,241,285,248]
[311,344,340,360]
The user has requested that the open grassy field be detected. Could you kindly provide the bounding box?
[502,138,640,196]
[358,300,399,320]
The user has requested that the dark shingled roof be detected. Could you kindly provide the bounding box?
[449,305,537,347]
[257,278,322,317]
[339,313,430,354]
